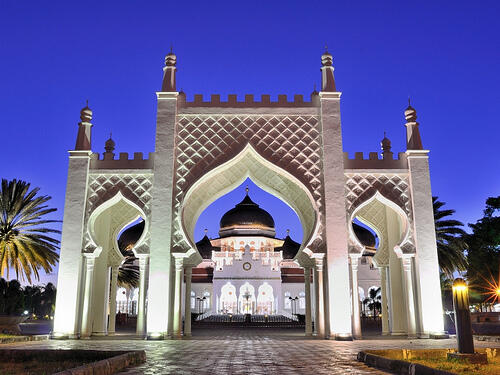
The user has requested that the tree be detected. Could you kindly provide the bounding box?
[363,287,381,318]
[118,257,139,289]
[466,196,500,305]
[433,197,468,278]
[0,179,60,283]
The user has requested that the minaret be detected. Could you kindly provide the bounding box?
[75,102,93,150]
[404,100,423,150]
[161,48,177,92]
[320,47,336,92]
[381,132,393,159]
[103,133,115,159]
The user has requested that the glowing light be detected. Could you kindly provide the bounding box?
[452,285,467,292]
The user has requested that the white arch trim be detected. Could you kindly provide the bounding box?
[180,143,319,259]
[348,190,411,259]
[87,191,149,258]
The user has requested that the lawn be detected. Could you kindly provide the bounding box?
[366,348,499,375]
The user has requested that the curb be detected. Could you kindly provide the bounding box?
[357,351,456,375]
[0,334,49,344]
[475,335,500,343]
[54,350,146,375]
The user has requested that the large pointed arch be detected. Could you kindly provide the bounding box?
[180,144,319,261]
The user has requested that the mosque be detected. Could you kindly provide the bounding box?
[53,49,446,340]
[118,188,379,318]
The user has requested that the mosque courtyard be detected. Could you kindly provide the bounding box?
[4,329,498,374]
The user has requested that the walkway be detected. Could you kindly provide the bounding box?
[3,329,499,374]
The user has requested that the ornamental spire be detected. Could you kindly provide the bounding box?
[404,99,423,150]
[380,131,393,159]
[161,47,177,92]
[74,100,93,150]
[103,132,115,159]
[320,47,336,92]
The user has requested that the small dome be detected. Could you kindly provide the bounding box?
[219,191,275,238]
[105,135,115,153]
[381,132,391,152]
[80,105,92,122]
[404,101,417,122]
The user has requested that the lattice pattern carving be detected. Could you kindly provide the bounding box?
[82,173,153,256]
[172,114,325,253]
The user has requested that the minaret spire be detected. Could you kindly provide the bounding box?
[381,131,393,159]
[320,47,336,92]
[161,47,177,92]
[404,99,423,150]
[103,132,115,159]
[74,101,93,150]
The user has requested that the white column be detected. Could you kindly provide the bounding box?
[313,257,326,338]
[80,256,95,338]
[320,92,353,339]
[108,265,119,335]
[184,266,192,337]
[172,257,184,338]
[350,255,362,339]
[53,151,91,337]
[407,150,445,334]
[304,267,312,336]
[402,256,417,337]
[380,266,390,335]
[147,91,178,337]
[136,256,149,336]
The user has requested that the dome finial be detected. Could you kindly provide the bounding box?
[204,228,208,235]
[286,229,290,236]
[104,132,115,155]
[381,131,392,159]
[245,186,249,195]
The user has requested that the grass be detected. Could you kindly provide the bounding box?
[0,333,18,339]
[367,348,499,375]
[0,359,88,375]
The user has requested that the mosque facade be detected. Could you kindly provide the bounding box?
[53,50,445,340]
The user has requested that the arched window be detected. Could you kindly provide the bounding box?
[190,291,196,309]
[284,292,291,309]
[299,292,305,309]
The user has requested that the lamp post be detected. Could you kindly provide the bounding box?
[289,296,299,315]
[447,278,487,364]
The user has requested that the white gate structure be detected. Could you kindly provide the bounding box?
[53,50,445,340]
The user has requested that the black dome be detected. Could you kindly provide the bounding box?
[220,193,275,230]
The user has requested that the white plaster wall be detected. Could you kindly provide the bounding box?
[53,152,91,336]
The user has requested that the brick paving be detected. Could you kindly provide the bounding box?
[2,329,499,374]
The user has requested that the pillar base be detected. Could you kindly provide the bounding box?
[334,333,353,341]
[430,332,450,339]
[147,333,166,340]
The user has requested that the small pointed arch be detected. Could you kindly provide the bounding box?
[87,191,149,260]
[348,190,411,265]
[180,144,319,261]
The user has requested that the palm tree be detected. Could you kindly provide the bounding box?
[118,257,139,289]
[0,179,60,283]
[433,196,468,278]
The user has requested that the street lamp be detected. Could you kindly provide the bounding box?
[289,296,299,315]
[447,278,487,364]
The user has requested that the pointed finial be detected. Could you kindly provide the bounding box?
[325,43,329,53]
[170,44,173,54]
[86,99,89,107]
[404,99,417,122]
[286,229,290,236]
[204,228,208,235]
[245,186,249,195]
[408,97,411,106]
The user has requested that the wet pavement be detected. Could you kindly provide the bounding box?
[2,328,499,374]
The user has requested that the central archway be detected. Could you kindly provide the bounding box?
[180,144,319,262]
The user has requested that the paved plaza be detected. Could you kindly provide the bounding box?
[3,329,499,374]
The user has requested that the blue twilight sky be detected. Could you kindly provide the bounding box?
[1,1,499,286]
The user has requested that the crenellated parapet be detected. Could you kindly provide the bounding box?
[343,151,407,170]
[178,93,320,108]
[90,152,154,170]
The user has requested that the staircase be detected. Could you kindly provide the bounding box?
[193,314,304,328]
